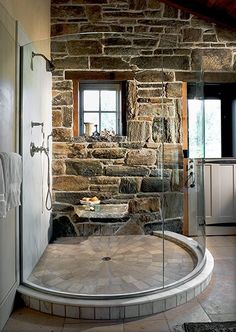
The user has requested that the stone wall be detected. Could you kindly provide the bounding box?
[50,0,236,236]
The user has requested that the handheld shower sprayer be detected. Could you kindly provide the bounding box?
[30,129,53,211]
[31,51,55,72]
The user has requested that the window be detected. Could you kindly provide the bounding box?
[80,83,122,135]
[188,99,221,158]
[188,83,236,158]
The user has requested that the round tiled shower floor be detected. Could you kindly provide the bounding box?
[28,235,196,295]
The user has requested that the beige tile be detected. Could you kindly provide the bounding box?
[27,235,195,295]
[124,318,170,332]
[63,322,124,332]
[164,299,211,332]
[2,307,64,332]
[209,313,236,321]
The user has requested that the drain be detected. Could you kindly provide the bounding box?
[102,256,111,261]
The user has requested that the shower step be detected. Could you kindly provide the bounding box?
[17,233,214,320]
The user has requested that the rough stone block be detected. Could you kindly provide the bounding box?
[128,196,160,213]
[104,47,139,56]
[126,149,156,166]
[90,57,131,70]
[53,142,70,158]
[85,5,102,22]
[119,177,140,194]
[163,4,178,18]
[129,0,147,10]
[150,168,172,177]
[166,83,182,98]
[53,175,89,191]
[135,70,174,82]
[51,5,85,18]
[55,191,94,205]
[53,128,72,142]
[52,160,65,175]
[105,165,150,177]
[52,202,74,213]
[115,218,144,235]
[191,49,232,71]
[89,142,118,148]
[102,38,132,46]
[67,40,102,56]
[141,177,170,192]
[138,88,162,98]
[127,120,153,142]
[53,81,72,91]
[147,0,161,9]
[62,106,73,128]
[66,160,103,176]
[51,24,78,37]
[68,143,87,158]
[91,148,126,159]
[54,57,88,70]
[144,217,182,234]
[52,110,62,127]
[51,41,67,53]
[131,56,190,70]
[52,216,77,240]
[90,184,119,193]
[182,28,202,42]
[90,176,120,185]
[52,91,73,106]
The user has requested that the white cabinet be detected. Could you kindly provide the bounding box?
[204,163,236,235]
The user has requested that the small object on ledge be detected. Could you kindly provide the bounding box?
[92,124,100,139]
[84,122,94,136]
[80,196,100,205]
[94,204,101,212]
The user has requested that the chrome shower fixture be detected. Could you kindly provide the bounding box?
[31,51,55,72]
[30,142,48,157]
[31,121,44,128]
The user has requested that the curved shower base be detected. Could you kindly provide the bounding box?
[18,232,214,319]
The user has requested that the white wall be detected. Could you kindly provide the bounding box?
[0,5,18,330]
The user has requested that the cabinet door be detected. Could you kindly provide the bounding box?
[205,164,236,225]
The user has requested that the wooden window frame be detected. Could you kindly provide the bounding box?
[65,71,135,137]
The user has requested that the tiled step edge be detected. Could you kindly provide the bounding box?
[17,249,214,320]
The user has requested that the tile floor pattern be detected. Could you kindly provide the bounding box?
[28,235,196,295]
[3,236,236,332]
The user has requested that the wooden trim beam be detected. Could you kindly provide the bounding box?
[72,80,79,137]
[65,71,135,81]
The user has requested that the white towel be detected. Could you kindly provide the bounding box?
[0,160,6,218]
[0,152,22,215]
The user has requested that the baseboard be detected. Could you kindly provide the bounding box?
[206,225,236,236]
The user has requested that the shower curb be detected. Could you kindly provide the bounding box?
[17,234,214,320]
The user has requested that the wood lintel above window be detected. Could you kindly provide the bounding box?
[65,70,135,81]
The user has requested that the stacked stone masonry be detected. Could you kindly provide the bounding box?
[51,0,236,236]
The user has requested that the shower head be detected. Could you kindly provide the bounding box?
[32,51,55,72]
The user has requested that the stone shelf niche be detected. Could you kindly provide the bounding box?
[52,195,183,240]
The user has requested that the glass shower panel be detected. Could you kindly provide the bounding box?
[188,78,206,254]
[21,39,52,283]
